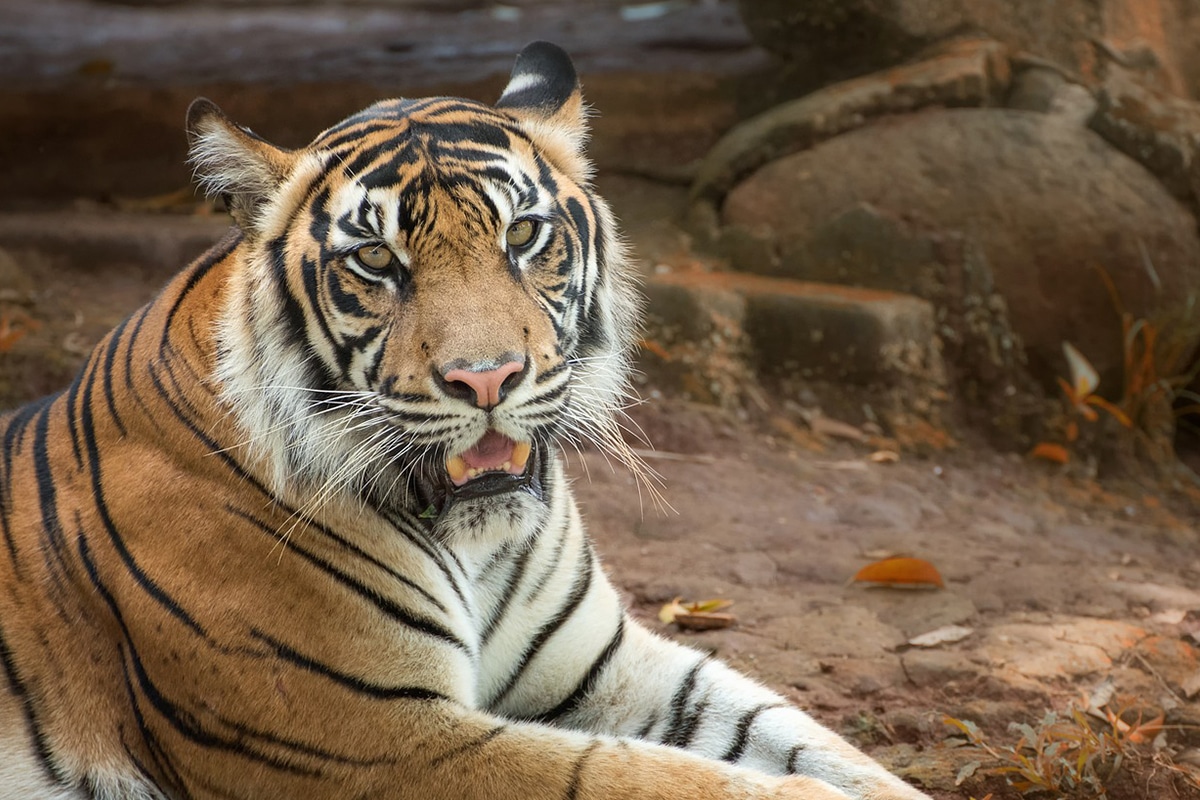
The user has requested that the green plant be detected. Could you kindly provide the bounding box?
[947,708,1125,798]
[946,697,1199,799]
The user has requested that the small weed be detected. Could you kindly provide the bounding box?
[946,696,1200,799]
[1033,265,1200,467]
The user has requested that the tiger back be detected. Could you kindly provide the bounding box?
[0,42,929,800]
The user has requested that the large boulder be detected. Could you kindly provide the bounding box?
[717,107,1200,391]
[738,0,1188,96]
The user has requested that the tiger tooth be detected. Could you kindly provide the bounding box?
[446,456,467,484]
[511,441,532,471]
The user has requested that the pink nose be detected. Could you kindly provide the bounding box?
[441,360,525,409]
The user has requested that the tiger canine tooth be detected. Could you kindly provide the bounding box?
[446,455,468,483]
[511,441,532,471]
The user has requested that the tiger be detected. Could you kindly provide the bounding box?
[0,41,930,800]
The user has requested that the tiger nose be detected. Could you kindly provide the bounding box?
[438,359,526,410]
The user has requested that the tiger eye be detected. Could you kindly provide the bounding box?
[355,244,394,271]
[505,219,536,249]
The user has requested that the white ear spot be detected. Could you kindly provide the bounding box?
[495,42,593,183]
[497,72,544,105]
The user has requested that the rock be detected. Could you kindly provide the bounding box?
[0,211,227,274]
[901,649,984,688]
[648,271,944,387]
[718,108,1200,387]
[642,269,950,429]
[1165,705,1200,747]
[736,0,1186,93]
[689,37,1011,211]
[722,550,780,587]
[769,604,907,659]
[1006,64,1070,113]
[736,0,965,70]
[835,494,923,532]
[857,590,977,638]
[1089,65,1200,204]
[980,617,1146,679]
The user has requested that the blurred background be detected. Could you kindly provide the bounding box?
[4,4,1200,797]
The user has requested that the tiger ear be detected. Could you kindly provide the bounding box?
[495,42,592,182]
[186,98,297,233]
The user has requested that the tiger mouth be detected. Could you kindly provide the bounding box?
[441,430,539,501]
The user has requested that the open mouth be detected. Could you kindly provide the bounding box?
[442,430,539,501]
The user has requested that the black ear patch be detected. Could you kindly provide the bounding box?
[495,41,579,114]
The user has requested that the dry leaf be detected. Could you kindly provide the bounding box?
[1063,341,1100,398]
[860,548,903,561]
[674,611,737,631]
[1029,442,1070,464]
[1183,669,1200,700]
[1085,677,1116,718]
[658,597,733,625]
[853,557,944,589]
[908,625,973,648]
[810,416,866,442]
[868,450,900,464]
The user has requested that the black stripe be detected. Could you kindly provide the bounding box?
[635,712,659,740]
[660,660,705,747]
[721,703,776,763]
[490,541,594,707]
[428,724,507,768]
[118,654,191,799]
[100,316,132,437]
[0,620,66,785]
[378,509,470,609]
[77,536,382,775]
[31,402,69,576]
[230,508,467,652]
[529,615,625,724]
[564,740,600,800]
[79,351,208,638]
[666,697,708,750]
[64,367,87,469]
[251,630,449,701]
[478,544,534,646]
[1,395,54,568]
[160,229,241,354]
[787,742,807,774]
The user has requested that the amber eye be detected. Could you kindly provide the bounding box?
[354,244,395,271]
[505,219,537,249]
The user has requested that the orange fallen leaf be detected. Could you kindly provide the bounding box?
[638,337,672,361]
[1106,708,1165,744]
[0,309,41,353]
[1029,442,1070,464]
[853,557,944,589]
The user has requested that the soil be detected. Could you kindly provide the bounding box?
[3,2,1200,798]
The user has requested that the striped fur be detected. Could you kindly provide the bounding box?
[0,42,928,800]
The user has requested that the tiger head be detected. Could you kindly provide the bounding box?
[187,42,640,543]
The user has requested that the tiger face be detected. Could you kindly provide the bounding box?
[188,43,639,543]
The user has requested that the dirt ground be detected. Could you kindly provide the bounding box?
[3,2,1200,795]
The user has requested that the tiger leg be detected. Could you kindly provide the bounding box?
[204,700,854,800]
[494,608,928,800]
